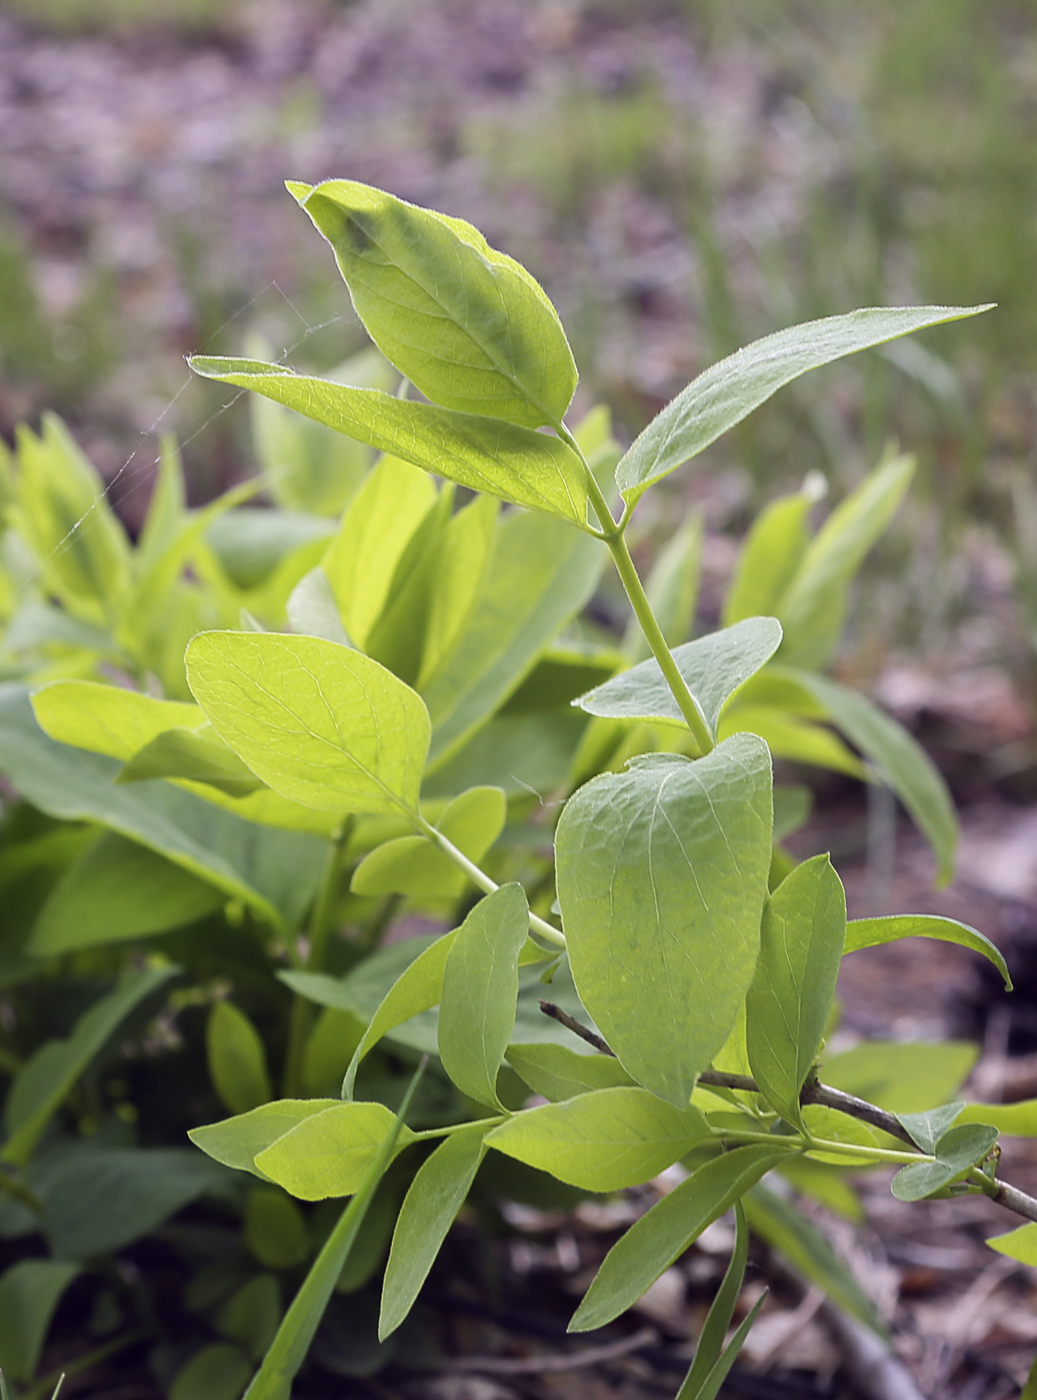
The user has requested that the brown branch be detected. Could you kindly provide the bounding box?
[537,1001,1037,1227]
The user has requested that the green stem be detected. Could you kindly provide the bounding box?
[715,1128,923,1166]
[607,531,714,755]
[282,823,352,1097]
[420,821,567,950]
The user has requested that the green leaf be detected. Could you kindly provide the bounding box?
[718,704,866,778]
[504,1043,634,1102]
[423,510,605,766]
[218,1276,282,1362]
[624,514,702,662]
[38,1146,231,1259]
[189,358,591,529]
[3,964,177,1166]
[777,668,958,885]
[746,854,846,1129]
[186,631,430,817]
[985,1222,1037,1265]
[958,1100,1037,1135]
[800,1105,881,1165]
[485,1087,709,1192]
[570,1144,790,1332]
[171,1343,252,1400]
[615,305,992,504]
[118,725,265,797]
[722,485,818,626]
[241,1064,424,1400]
[379,1123,487,1339]
[556,738,773,1106]
[418,495,499,690]
[29,831,225,955]
[0,1260,80,1381]
[286,567,349,646]
[742,1183,883,1333]
[208,1002,274,1116]
[206,510,334,592]
[137,432,187,566]
[773,785,812,841]
[575,618,782,739]
[245,1188,309,1270]
[895,1102,965,1155]
[677,1203,750,1399]
[678,1292,766,1400]
[351,786,506,899]
[891,1123,998,1201]
[845,914,1010,989]
[4,686,331,926]
[254,1102,416,1201]
[321,453,436,648]
[289,178,577,428]
[820,1040,978,1114]
[777,455,915,669]
[438,884,530,1109]
[189,1100,342,1178]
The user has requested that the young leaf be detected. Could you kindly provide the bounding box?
[485,1087,709,1192]
[241,1064,424,1400]
[895,1102,965,1155]
[322,453,435,648]
[30,831,225,956]
[189,1100,341,1179]
[845,914,1010,989]
[985,1222,1037,1265]
[186,631,430,817]
[574,618,782,739]
[3,964,177,1166]
[891,1123,998,1202]
[379,1123,487,1339]
[188,359,591,529]
[438,884,530,1109]
[0,1260,80,1382]
[776,667,958,885]
[254,1102,416,1200]
[288,179,578,428]
[776,454,915,670]
[742,1183,883,1332]
[504,1043,635,1102]
[570,1145,791,1332]
[351,786,506,899]
[615,304,992,505]
[556,739,773,1107]
[208,1002,274,1116]
[677,1203,750,1398]
[722,485,818,626]
[746,854,847,1129]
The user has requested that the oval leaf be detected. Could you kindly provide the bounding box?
[254,1102,416,1201]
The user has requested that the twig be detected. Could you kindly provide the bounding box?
[539,1001,613,1054]
[446,1325,657,1374]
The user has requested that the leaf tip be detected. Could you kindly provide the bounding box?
[285,179,313,205]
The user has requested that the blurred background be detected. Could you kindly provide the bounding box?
[2,0,1037,781]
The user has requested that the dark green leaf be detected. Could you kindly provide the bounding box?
[895,1102,965,1155]
[0,1259,80,1381]
[891,1123,999,1202]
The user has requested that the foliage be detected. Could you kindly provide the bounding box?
[0,179,1029,1396]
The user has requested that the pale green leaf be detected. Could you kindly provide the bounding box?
[677,1203,750,1399]
[800,1105,881,1165]
[504,1043,634,1101]
[379,1123,487,1339]
[845,914,1010,989]
[286,567,349,646]
[208,1002,273,1116]
[321,453,436,648]
[570,1145,791,1332]
[418,494,499,690]
[821,1040,978,1114]
[351,785,506,898]
[485,1087,709,1192]
[189,1100,340,1179]
[137,432,187,567]
[575,618,782,739]
[118,724,265,797]
[556,738,773,1106]
[186,631,430,817]
[722,488,816,626]
[615,305,992,504]
[289,178,577,428]
[30,831,225,955]
[779,667,958,884]
[742,1183,883,1332]
[206,510,333,592]
[718,703,866,778]
[3,965,176,1166]
[986,1222,1037,1265]
[189,358,591,528]
[0,1260,80,1381]
[438,884,530,1109]
[254,1102,416,1201]
[746,854,846,1128]
[959,1100,1037,1135]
